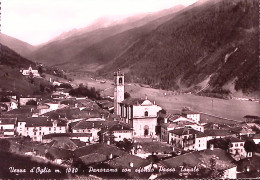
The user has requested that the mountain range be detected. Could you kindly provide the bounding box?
[1,0,258,95]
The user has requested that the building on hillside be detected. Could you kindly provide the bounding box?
[0,99,18,112]
[204,129,235,141]
[230,125,255,138]
[17,117,67,141]
[161,115,204,142]
[100,123,133,142]
[168,127,207,151]
[19,97,38,106]
[181,110,201,123]
[113,71,162,137]
[0,118,17,137]
[21,65,40,77]
[228,137,249,160]
[71,118,107,142]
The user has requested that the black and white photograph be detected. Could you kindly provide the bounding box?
[0,0,259,179]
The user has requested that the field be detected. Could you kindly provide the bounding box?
[68,73,260,122]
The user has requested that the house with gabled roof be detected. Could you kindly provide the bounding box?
[161,115,204,142]
[100,123,133,143]
[230,125,255,138]
[168,127,207,151]
[181,110,201,123]
[228,137,248,160]
[204,129,235,140]
[71,118,107,142]
[17,117,67,141]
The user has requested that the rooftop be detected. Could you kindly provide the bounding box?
[0,118,17,125]
[204,129,233,137]
[74,143,127,158]
[120,97,145,106]
[19,117,66,127]
[79,153,107,166]
[169,127,206,137]
[229,137,244,143]
[161,148,236,171]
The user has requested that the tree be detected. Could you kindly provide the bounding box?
[244,139,257,153]
[38,66,43,74]
[124,92,130,99]
[26,99,37,106]
[207,138,230,151]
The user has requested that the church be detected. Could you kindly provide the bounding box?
[114,71,162,137]
[21,65,40,77]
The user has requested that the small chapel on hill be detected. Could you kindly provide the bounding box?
[114,71,162,137]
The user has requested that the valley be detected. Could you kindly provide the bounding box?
[67,72,260,122]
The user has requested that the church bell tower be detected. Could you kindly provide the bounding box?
[114,71,124,115]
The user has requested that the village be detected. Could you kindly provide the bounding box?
[0,66,260,179]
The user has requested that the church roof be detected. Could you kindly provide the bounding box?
[120,97,145,106]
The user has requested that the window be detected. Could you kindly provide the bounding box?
[119,77,122,84]
[39,127,41,130]
[235,144,238,147]
[49,127,51,131]
[240,143,243,146]
[34,132,36,135]
[145,111,148,117]
[54,127,56,131]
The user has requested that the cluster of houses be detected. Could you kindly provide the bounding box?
[0,70,260,179]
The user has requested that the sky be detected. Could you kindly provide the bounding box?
[1,0,198,45]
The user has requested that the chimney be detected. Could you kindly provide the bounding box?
[107,140,110,145]
[92,123,95,128]
[121,125,123,130]
[129,162,134,168]
[210,144,214,151]
[101,114,105,120]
